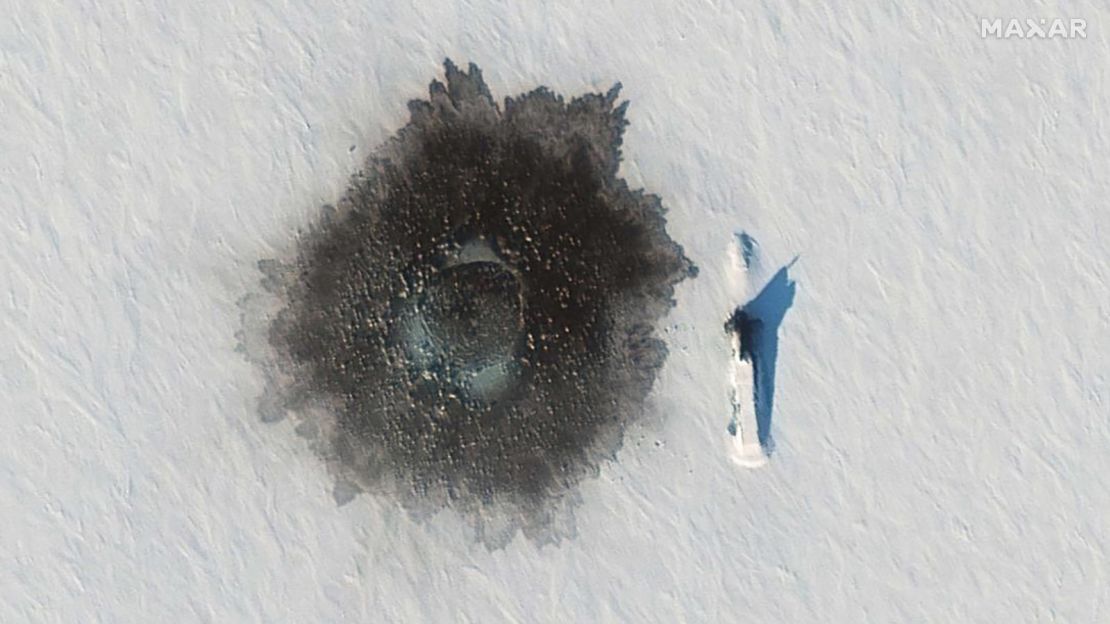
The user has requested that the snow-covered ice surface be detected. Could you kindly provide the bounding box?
[3,1,1109,621]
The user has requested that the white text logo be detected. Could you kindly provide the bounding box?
[981,18,1087,39]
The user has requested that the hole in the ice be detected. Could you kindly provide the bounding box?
[247,59,696,547]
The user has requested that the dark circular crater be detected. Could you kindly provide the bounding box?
[396,253,524,405]
[257,60,696,541]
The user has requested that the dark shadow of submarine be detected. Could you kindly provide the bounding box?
[727,257,797,454]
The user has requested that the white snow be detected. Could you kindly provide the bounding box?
[3,1,1109,622]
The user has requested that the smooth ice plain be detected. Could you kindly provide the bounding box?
[2,2,1109,622]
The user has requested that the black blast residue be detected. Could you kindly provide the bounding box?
[255,60,695,544]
